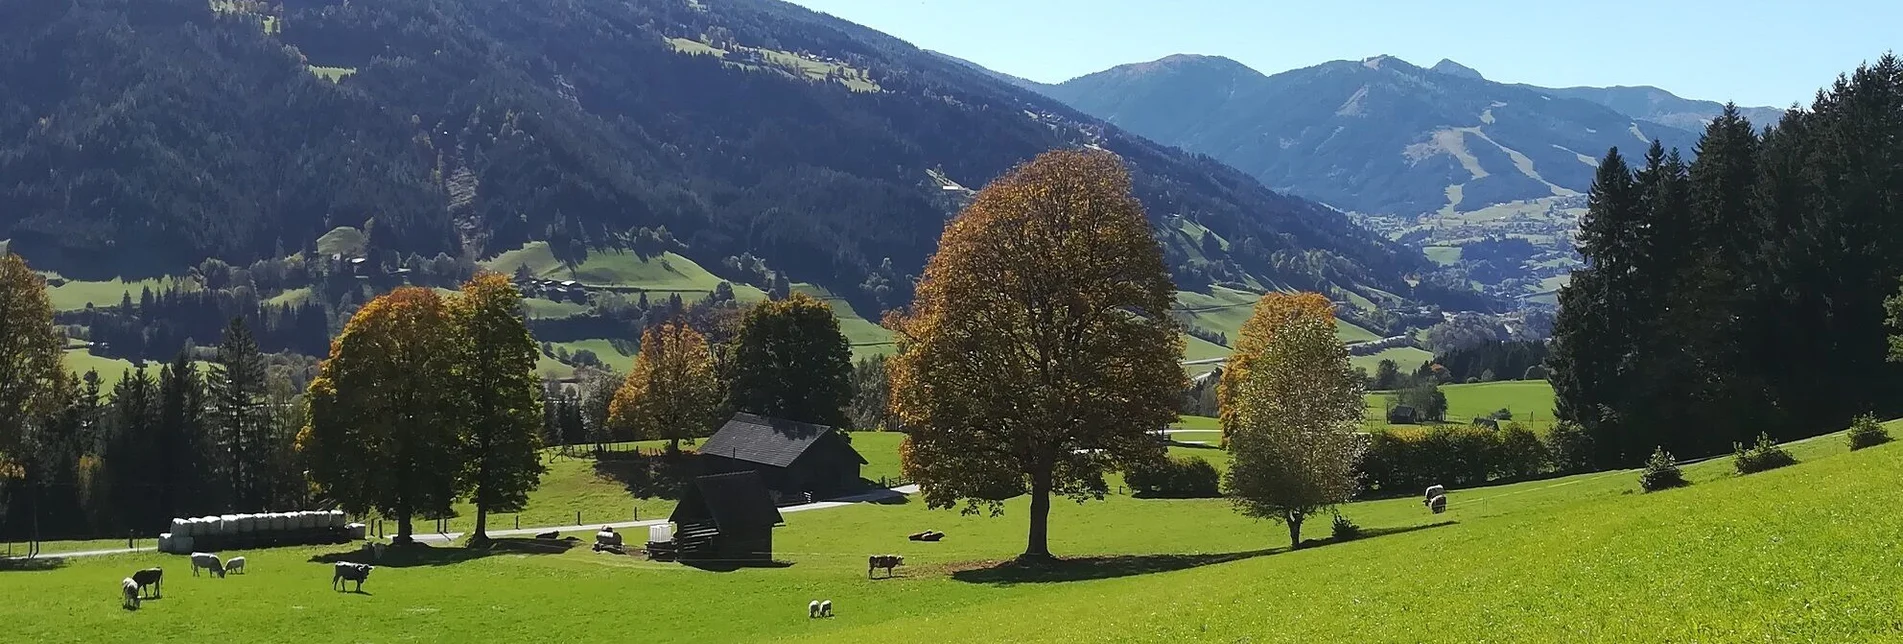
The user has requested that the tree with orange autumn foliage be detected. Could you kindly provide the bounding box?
[888,149,1182,561]
[0,253,64,482]
[609,321,722,452]
[301,287,468,543]
[1218,292,1365,547]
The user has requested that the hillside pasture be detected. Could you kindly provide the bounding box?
[2,428,1893,642]
[44,275,181,312]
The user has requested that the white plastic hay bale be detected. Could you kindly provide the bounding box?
[230,514,250,533]
[345,523,368,540]
[290,512,309,530]
[220,514,239,535]
[157,533,173,553]
[302,512,320,530]
[270,513,289,531]
[171,518,188,535]
[648,524,674,543]
[329,510,345,529]
[171,535,194,554]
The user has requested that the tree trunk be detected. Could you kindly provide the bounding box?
[1022,473,1053,562]
[394,512,414,545]
[472,506,489,543]
[1286,513,1304,549]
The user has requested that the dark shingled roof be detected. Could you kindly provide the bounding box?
[698,412,867,468]
[670,471,784,529]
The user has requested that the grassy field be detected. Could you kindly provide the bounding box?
[1424,245,1463,265]
[308,66,356,82]
[1367,380,1560,431]
[315,226,365,257]
[666,37,880,92]
[1173,287,1381,356]
[45,275,181,311]
[522,297,588,319]
[65,348,140,386]
[1348,346,1433,373]
[550,339,636,373]
[6,424,1894,642]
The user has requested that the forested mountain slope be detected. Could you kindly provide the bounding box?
[0,0,1427,316]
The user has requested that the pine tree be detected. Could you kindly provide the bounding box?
[1550,148,1647,466]
[156,354,210,519]
[209,317,269,511]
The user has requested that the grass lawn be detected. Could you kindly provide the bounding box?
[1173,286,1380,358]
[1367,380,1560,431]
[308,66,356,82]
[65,349,139,386]
[1424,245,1463,265]
[551,339,636,373]
[1349,346,1432,373]
[7,427,1894,642]
[45,275,180,311]
[523,297,588,319]
[315,226,365,257]
[263,287,312,307]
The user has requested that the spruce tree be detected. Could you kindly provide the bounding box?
[209,317,269,510]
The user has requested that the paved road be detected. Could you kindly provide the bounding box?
[7,485,922,558]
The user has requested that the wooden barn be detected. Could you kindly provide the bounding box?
[668,471,784,562]
[698,413,867,502]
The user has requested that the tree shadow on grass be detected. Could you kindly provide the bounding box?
[307,538,582,568]
[950,521,1456,585]
[681,558,795,573]
[0,556,68,572]
[592,454,696,500]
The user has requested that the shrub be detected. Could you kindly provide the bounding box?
[1394,383,1448,422]
[1733,432,1796,474]
[1331,514,1362,541]
[1522,364,1548,380]
[1847,413,1892,451]
[1638,446,1685,492]
[1360,426,1498,492]
[1547,421,1594,473]
[1126,456,1220,498]
[1492,423,1550,479]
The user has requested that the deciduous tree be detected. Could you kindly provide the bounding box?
[453,273,546,541]
[300,288,467,543]
[610,322,722,452]
[729,293,853,428]
[889,150,1183,561]
[1219,292,1365,548]
[0,254,64,482]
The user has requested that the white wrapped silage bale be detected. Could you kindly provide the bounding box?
[270,513,289,531]
[157,534,173,553]
[329,510,345,529]
[220,514,239,536]
[231,514,251,533]
[171,535,194,554]
[299,512,318,530]
[345,523,368,540]
[171,518,188,535]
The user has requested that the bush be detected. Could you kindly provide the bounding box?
[1522,364,1548,380]
[1492,423,1549,479]
[1360,426,1498,492]
[1733,432,1796,474]
[1638,446,1685,492]
[1847,413,1892,450]
[1547,421,1594,473]
[1331,514,1362,541]
[1393,383,1448,422]
[1125,456,1220,498]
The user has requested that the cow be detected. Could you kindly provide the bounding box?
[808,599,821,619]
[225,556,246,575]
[121,578,140,609]
[332,562,373,592]
[190,552,225,578]
[819,600,833,617]
[1428,494,1448,514]
[867,554,904,579]
[1424,485,1445,505]
[131,567,163,599]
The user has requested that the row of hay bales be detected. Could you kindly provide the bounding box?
[160,510,360,554]
[169,511,348,537]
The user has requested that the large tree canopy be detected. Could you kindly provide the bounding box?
[453,273,545,541]
[300,287,467,543]
[0,253,64,481]
[890,149,1183,561]
[728,293,853,428]
[610,321,723,452]
[1219,292,1366,547]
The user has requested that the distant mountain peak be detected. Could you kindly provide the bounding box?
[1116,53,1257,77]
[1431,59,1485,81]
[1359,54,1420,71]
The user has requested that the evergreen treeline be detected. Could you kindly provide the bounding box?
[4,320,307,541]
[1431,340,1550,383]
[1551,56,1903,467]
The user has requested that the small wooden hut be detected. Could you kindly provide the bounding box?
[668,471,785,562]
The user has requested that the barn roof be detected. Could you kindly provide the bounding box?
[699,412,867,468]
[670,471,784,529]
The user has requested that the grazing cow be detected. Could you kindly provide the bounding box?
[225,556,246,575]
[1428,494,1448,514]
[808,600,821,619]
[867,554,904,578]
[595,527,622,547]
[121,578,140,609]
[1423,485,1445,505]
[131,567,163,599]
[190,552,225,578]
[819,600,832,617]
[332,562,373,592]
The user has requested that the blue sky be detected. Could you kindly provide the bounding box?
[786,0,1896,108]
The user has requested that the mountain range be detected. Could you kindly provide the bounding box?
[1001,53,1782,219]
[0,0,1427,321]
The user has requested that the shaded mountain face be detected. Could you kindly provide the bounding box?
[0,0,1423,310]
[1038,54,1703,217]
[1518,84,1786,133]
